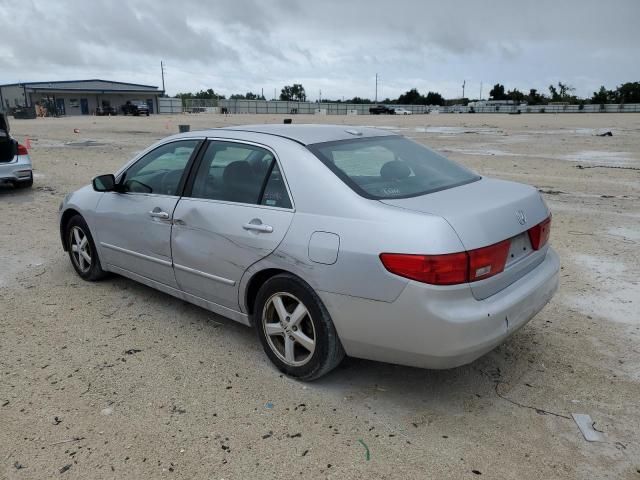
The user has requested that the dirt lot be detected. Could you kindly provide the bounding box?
[1,113,639,479]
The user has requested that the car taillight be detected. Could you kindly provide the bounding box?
[17,143,29,155]
[380,239,511,286]
[379,252,468,285]
[528,216,551,250]
[468,239,510,281]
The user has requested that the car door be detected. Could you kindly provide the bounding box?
[93,139,202,287]
[171,140,294,310]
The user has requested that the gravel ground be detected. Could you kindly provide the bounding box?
[1,113,639,479]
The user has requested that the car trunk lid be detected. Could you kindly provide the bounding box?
[380,177,551,299]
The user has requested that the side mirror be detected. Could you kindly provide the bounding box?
[92,174,116,192]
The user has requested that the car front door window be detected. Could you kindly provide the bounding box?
[121,140,200,195]
[190,141,291,207]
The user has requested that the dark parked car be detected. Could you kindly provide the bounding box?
[121,101,150,116]
[96,105,118,116]
[369,105,395,115]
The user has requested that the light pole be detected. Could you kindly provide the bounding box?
[160,61,166,93]
[375,73,378,103]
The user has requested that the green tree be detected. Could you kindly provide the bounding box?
[346,96,372,104]
[549,82,576,102]
[175,89,225,106]
[615,82,640,103]
[489,84,507,100]
[506,88,524,103]
[424,91,444,106]
[591,86,610,104]
[229,92,266,100]
[397,88,423,105]
[280,84,306,101]
[526,89,544,105]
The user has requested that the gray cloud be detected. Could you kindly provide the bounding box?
[0,0,638,99]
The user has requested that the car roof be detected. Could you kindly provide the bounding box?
[217,124,396,145]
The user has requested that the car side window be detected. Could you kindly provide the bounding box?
[120,140,199,195]
[190,141,291,208]
[260,163,292,209]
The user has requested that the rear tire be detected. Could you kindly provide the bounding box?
[14,173,33,188]
[65,215,107,281]
[254,274,345,381]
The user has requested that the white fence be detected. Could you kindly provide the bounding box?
[158,97,182,114]
[463,103,640,114]
[185,98,640,115]
[218,99,428,115]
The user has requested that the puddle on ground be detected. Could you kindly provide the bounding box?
[561,150,637,167]
[65,140,106,147]
[607,226,640,242]
[414,126,501,135]
[563,253,640,325]
[441,147,518,157]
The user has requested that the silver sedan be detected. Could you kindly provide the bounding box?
[0,112,33,188]
[59,124,559,380]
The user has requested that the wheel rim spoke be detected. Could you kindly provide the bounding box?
[73,228,81,245]
[288,302,308,328]
[264,322,284,336]
[284,336,295,362]
[271,296,288,322]
[81,250,91,263]
[292,330,315,353]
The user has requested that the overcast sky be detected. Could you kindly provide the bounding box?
[1,0,638,100]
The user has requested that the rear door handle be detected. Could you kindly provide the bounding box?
[149,210,170,219]
[243,222,273,233]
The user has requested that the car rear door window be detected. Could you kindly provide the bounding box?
[190,141,292,208]
[120,140,200,195]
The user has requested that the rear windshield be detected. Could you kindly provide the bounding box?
[307,136,480,199]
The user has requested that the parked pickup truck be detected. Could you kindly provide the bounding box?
[121,101,150,116]
[369,105,395,115]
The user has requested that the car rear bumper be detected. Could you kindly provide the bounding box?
[319,247,560,369]
[0,155,33,183]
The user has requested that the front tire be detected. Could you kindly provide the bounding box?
[65,215,107,281]
[254,274,345,381]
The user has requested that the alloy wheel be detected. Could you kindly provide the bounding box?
[262,292,316,366]
[70,226,92,273]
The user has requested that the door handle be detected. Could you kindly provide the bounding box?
[149,210,170,219]
[243,222,273,233]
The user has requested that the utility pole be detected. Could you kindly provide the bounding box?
[375,73,378,103]
[160,61,166,93]
[319,89,322,103]
[462,80,465,100]
[480,81,483,100]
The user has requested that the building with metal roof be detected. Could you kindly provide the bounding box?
[0,79,163,116]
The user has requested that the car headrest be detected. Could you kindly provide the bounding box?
[223,161,253,184]
[380,160,411,180]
